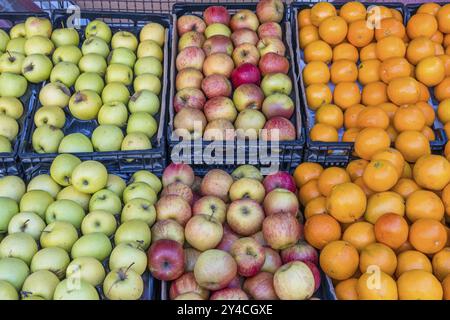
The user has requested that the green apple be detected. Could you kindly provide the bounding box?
[101,82,130,105]
[128,90,160,115]
[205,23,231,38]
[52,45,82,64]
[85,20,112,43]
[58,133,94,153]
[0,30,10,52]
[134,56,162,77]
[0,280,18,300]
[54,278,99,300]
[75,72,104,94]
[0,257,29,290]
[97,102,128,127]
[137,40,163,61]
[50,61,80,87]
[0,51,25,74]
[51,28,79,47]
[134,73,161,95]
[91,125,124,152]
[108,47,136,68]
[121,133,151,151]
[81,36,110,58]
[123,182,157,205]
[32,125,64,153]
[78,53,107,75]
[24,17,52,38]
[69,90,102,120]
[106,174,126,198]
[21,270,59,300]
[81,210,117,237]
[105,63,133,85]
[22,295,45,300]
[71,160,108,194]
[109,243,147,275]
[127,112,157,139]
[24,35,54,56]
[112,31,138,51]
[8,212,46,241]
[89,189,122,214]
[57,186,90,211]
[130,170,162,193]
[140,22,165,46]
[9,23,25,39]
[19,190,54,219]
[0,176,25,202]
[34,106,66,128]
[0,97,23,120]
[5,37,25,54]
[0,114,18,141]
[0,136,11,152]
[261,73,293,96]
[45,199,85,229]
[66,257,105,286]
[103,268,143,300]
[121,198,156,226]
[114,220,151,250]
[40,221,78,252]
[0,73,27,97]
[21,54,53,83]
[71,232,112,261]
[0,197,19,234]
[27,174,61,198]
[50,154,82,186]
[39,82,71,108]
[30,247,70,279]
[0,232,38,265]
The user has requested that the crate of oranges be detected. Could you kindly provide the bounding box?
[292,1,448,165]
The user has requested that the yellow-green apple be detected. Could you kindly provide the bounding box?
[243,272,278,299]
[257,37,286,56]
[185,214,223,251]
[231,237,265,277]
[32,125,64,153]
[71,232,112,261]
[194,249,237,290]
[273,261,315,300]
[106,174,126,198]
[81,36,110,58]
[0,137,11,152]
[233,83,264,111]
[0,257,29,291]
[161,181,193,205]
[51,28,79,47]
[52,45,82,65]
[178,31,205,51]
[205,23,231,38]
[66,257,105,286]
[210,288,249,300]
[230,10,260,32]
[71,160,108,194]
[78,53,107,75]
[30,247,70,279]
[85,20,112,43]
[69,90,102,120]
[203,53,234,77]
[156,195,191,226]
[261,73,292,95]
[121,133,152,151]
[162,162,195,187]
[24,36,54,56]
[25,17,52,38]
[0,114,17,141]
[200,169,233,201]
[130,170,162,193]
[123,182,157,205]
[262,93,294,119]
[98,101,128,127]
[109,47,136,69]
[0,176,24,203]
[50,61,80,88]
[262,212,302,250]
[173,107,207,140]
[231,63,261,87]
[192,195,226,223]
[231,28,259,46]
[259,52,289,76]
[203,119,235,141]
[0,97,23,119]
[204,6,230,26]
[169,272,209,300]
[0,51,25,74]
[105,64,133,85]
[258,22,282,39]
[235,109,266,139]
[262,116,296,141]
[127,112,157,139]
[89,189,122,214]
[112,31,138,51]
[102,82,131,104]
[40,221,78,252]
[137,40,163,61]
[0,29,9,52]
[202,35,233,56]
[81,210,117,237]
[174,88,205,113]
[147,239,184,281]
[21,54,52,83]
[229,178,266,203]
[226,198,265,236]
[184,248,201,272]
[263,171,296,193]
[109,243,147,275]
[151,219,184,245]
[21,191,53,216]
[6,37,25,55]
[57,186,90,211]
[9,23,25,39]
[50,154,81,186]
[103,268,143,300]
[121,198,156,226]
[134,74,161,95]
[54,279,99,300]
[134,56,162,77]
[91,125,124,152]
[140,22,165,46]
[261,247,282,273]
[8,212,45,241]
[256,0,284,23]
[201,74,232,98]
[177,15,206,36]
[45,199,85,229]
[114,220,151,250]
[203,96,237,122]
[39,82,71,108]
[280,241,319,265]
[129,90,160,115]
[0,73,27,97]
[263,188,299,216]
[176,46,205,71]
[176,68,204,90]
[0,197,19,234]
[20,270,59,300]
[232,43,260,66]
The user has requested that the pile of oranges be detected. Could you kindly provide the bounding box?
[294,152,450,300]
[299,2,450,164]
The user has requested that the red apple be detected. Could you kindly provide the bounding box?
[156,195,192,226]
[256,0,284,23]
[203,96,237,123]
[262,117,296,141]
[231,28,259,46]
[262,93,294,119]
[185,214,223,251]
[161,182,194,205]
[251,231,267,247]
[203,53,235,77]
[259,52,289,76]
[176,68,204,91]
[226,199,265,236]
[174,88,206,113]
[261,247,282,273]
[210,288,249,300]
[280,241,319,265]
[231,237,265,277]
[192,176,202,194]
[258,22,282,39]
[216,224,240,253]
[262,212,302,250]
[231,63,261,88]
[263,188,299,216]
[192,195,227,224]
[194,249,237,291]
[204,6,230,26]
[184,248,201,272]
[230,9,260,32]
[203,119,236,141]
[177,15,206,35]
[147,239,184,281]
[304,261,321,292]
[243,272,278,300]
[202,35,233,56]
[173,107,207,140]
[201,74,232,99]
[227,275,244,289]
[192,192,202,204]
[178,31,206,51]
[257,37,286,57]
[232,43,260,66]
[162,163,195,187]
[176,46,205,71]
[170,272,210,300]
[233,83,264,112]
[273,261,315,300]
[263,171,296,193]
[151,219,185,245]
[200,169,233,201]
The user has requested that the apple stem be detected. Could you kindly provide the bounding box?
[125,262,135,274]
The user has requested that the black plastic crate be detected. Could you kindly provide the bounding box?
[168,2,305,173]
[18,10,172,176]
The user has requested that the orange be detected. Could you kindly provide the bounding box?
[445,34,450,48]
[304,214,342,250]
[293,162,323,188]
[392,178,420,199]
[316,104,344,129]
[438,99,450,123]
[390,8,403,22]
[393,105,426,132]
[442,183,450,217]
[306,83,332,110]
[354,176,375,197]
[342,221,376,252]
[375,17,405,41]
[435,77,450,102]
[413,154,450,191]
[346,159,369,181]
[342,128,360,142]
[435,42,445,55]
[406,37,435,65]
[330,59,358,84]
[396,250,432,278]
[418,81,431,101]
[310,2,337,27]
[395,131,431,163]
[344,104,365,129]
[407,13,438,39]
[416,101,435,127]
[396,240,415,254]
[376,36,406,61]
[431,30,444,44]
[360,243,397,276]
[298,9,312,28]
[356,271,398,300]
[386,125,398,142]
[333,43,359,62]
[319,16,348,45]
[339,1,366,23]
[387,77,421,106]
[303,61,330,85]
[320,240,359,280]
[360,43,377,61]
[379,57,412,84]
[437,4,450,34]
[421,126,436,141]
[299,25,319,49]
[377,102,398,121]
[438,54,450,76]
[356,106,389,130]
[365,191,405,224]
[361,81,388,106]
[304,40,332,64]
[445,141,450,161]
[409,218,448,254]
[371,148,405,177]
[318,167,350,197]
[406,190,445,222]
[374,6,393,20]
[443,275,450,300]
[347,19,374,48]
[417,3,441,16]
[358,59,381,85]
[363,160,399,192]
[374,213,409,250]
[335,278,358,300]
[310,123,339,142]
[397,270,443,300]
[402,162,413,178]
[326,182,366,223]
[416,56,446,87]
[354,127,390,160]
[432,248,450,281]
[304,196,327,219]
[446,123,450,142]
[298,178,321,206]
[333,82,361,110]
